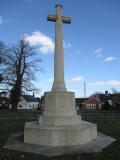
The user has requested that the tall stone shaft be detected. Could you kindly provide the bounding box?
[53,5,65,91]
[47,5,71,91]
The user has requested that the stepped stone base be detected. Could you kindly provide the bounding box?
[24,121,97,146]
[24,91,97,147]
[4,132,115,156]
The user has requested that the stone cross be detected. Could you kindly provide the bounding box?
[47,5,71,91]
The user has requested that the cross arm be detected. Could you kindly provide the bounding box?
[47,14,57,22]
[47,14,71,24]
[62,16,71,24]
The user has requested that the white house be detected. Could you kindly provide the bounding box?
[17,95,40,109]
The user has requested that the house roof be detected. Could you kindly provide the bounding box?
[23,95,39,102]
[82,97,104,104]
[75,97,104,104]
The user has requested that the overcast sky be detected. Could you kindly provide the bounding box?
[0,0,120,97]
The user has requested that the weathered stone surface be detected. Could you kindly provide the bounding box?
[43,91,77,116]
[38,91,82,126]
[39,115,81,126]
[24,121,97,146]
[4,132,116,156]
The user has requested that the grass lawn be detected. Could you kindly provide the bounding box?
[0,111,120,160]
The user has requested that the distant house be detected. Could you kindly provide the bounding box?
[0,97,9,109]
[76,97,104,111]
[17,95,40,109]
[0,91,9,109]
[83,97,104,110]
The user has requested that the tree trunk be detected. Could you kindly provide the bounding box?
[10,80,22,109]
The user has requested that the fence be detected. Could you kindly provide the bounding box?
[81,111,120,123]
[0,110,120,123]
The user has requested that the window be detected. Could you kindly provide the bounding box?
[19,105,22,108]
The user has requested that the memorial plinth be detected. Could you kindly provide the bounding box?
[24,4,97,147]
[24,90,97,146]
[24,91,97,146]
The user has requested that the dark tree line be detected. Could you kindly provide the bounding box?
[0,38,42,109]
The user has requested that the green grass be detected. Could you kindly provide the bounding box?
[0,111,120,160]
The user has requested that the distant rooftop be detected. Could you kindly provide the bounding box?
[23,95,39,102]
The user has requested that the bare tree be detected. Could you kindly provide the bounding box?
[0,41,6,83]
[2,38,42,109]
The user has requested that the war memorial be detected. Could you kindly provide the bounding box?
[4,5,115,156]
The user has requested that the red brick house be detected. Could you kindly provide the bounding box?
[76,97,104,111]
[83,97,104,110]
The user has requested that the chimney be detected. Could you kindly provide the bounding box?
[105,90,108,96]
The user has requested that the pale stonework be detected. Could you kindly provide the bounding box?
[24,4,97,147]
[24,121,97,146]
